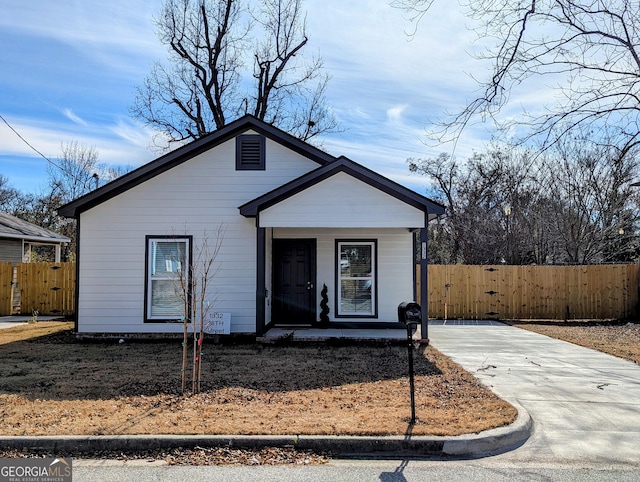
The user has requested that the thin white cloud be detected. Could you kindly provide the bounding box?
[0,1,159,51]
[109,120,157,150]
[386,104,408,124]
[0,1,163,76]
[62,109,88,127]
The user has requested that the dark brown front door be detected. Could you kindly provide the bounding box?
[273,239,316,325]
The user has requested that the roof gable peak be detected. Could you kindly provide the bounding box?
[239,155,445,218]
[58,115,335,218]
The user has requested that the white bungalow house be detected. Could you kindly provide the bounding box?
[58,116,444,337]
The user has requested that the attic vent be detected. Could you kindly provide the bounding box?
[236,135,266,170]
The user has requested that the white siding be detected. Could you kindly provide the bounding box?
[260,172,425,228]
[77,135,320,334]
[270,228,414,323]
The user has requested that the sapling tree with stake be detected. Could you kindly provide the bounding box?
[174,225,226,394]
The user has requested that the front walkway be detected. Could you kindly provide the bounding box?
[429,322,640,466]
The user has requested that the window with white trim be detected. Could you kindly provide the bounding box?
[337,240,376,317]
[146,237,190,321]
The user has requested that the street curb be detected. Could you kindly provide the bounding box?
[442,402,532,457]
[297,402,532,457]
[0,404,531,459]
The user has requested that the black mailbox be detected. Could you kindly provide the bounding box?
[398,301,421,325]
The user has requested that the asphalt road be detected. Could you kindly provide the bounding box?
[73,458,640,481]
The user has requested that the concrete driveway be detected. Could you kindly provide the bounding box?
[428,322,640,466]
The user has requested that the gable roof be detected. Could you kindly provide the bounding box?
[239,156,446,220]
[0,212,70,243]
[58,115,335,218]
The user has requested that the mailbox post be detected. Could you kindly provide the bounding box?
[398,302,421,424]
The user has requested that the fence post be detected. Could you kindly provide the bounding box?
[0,262,13,316]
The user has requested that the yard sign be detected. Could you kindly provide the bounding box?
[204,312,231,334]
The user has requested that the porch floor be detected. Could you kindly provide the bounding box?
[258,320,505,343]
[258,326,420,343]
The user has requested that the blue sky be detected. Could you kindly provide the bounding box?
[0,0,544,197]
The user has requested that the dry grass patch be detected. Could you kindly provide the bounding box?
[512,321,640,364]
[0,321,70,343]
[0,322,516,437]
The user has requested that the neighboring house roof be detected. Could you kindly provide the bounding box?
[239,156,445,220]
[58,115,335,218]
[0,212,70,243]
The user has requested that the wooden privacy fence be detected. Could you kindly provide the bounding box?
[419,264,639,320]
[0,262,75,316]
[2,262,638,319]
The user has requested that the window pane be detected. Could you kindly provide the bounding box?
[152,241,185,275]
[150,280,183,317]
[340,279,373,314]
[340,245,371,277]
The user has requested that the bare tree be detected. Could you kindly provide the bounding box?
[410,153,461,263]
[0,175,21,213]
[410,146,544,264]
[540,131,640,263]
[1,143,129,261]
[395,1,640,152]
[410,134,640,265]
[48,141,102,203]
[45,141,129,260]
[4,142,104,261]
[131,0,337,147]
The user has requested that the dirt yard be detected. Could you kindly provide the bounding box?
[0,322,516,438]
[512,320,640,364]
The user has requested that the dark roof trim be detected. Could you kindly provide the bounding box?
[238,156,446,219]
[58,115,335,218]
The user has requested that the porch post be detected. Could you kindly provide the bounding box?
[256,226,266,336]
[73,218,81,332]
[420,218,429,342]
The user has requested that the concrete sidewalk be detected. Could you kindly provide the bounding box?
[429,323,640,466]
[0,316,66,329]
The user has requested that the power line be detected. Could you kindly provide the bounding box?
[0,113,66,172]
[0,113,94,190]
